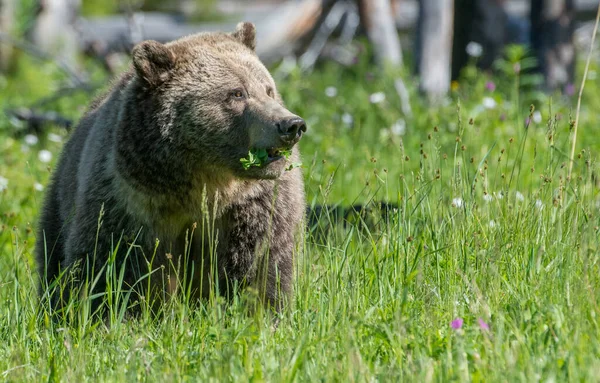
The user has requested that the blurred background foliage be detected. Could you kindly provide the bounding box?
[81,0,221,21]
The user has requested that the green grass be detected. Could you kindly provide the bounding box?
[1,47,600,381]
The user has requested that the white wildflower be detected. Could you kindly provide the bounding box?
[369,92,386,104]
[24,134,39,146]
[379,129,390,141]
[494,191,504,200]
[466,41,483,58]
[452,197,464,208]
[483,194,493,202]
[325,86,338,98]
[489,220,496,229]
[482,97,497,109]
[513,62,521,74]
[0,176,7,192]
[38,150,53,163]
[535,199,544,211]
[532,111,542,124]
[341,112,353,126]
[516,191,525,202]
[48,133,63,143]
[390,119,406,136]
[34,182,44,191]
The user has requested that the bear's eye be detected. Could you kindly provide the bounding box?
[232,90,245,99]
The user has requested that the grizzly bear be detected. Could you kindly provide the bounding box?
[35,22,307,314]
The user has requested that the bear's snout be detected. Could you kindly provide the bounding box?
[277,117,307,145]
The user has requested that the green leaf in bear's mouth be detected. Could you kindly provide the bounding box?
[280,149,292,159]
[240,148,301,171]
[240,148,268,169]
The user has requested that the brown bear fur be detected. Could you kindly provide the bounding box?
[35,22,306,314]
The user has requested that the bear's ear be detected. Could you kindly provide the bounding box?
[232,22,256,51]
[132,40,177,86]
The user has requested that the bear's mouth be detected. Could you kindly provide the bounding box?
[266,147,285,162]
[240,147,293,171]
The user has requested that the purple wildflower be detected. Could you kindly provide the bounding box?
[451,318,464,330]
[565,83,575,96]
[485,81,496,92]
[478,318,490,331]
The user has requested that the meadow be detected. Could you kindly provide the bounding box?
[0,40,599,381]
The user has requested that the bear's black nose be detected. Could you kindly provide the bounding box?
[277,117,307,142]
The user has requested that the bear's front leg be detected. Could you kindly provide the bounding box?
[252,233,295,313]
[215,199,296,313]
[61,204,158,315]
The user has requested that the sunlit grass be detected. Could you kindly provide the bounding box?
[0,50,599,381]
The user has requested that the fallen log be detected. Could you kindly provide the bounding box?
[78,0,323,65]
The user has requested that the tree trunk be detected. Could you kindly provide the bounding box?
[358,0,403,66]
[0,0,15,72]
[358,0,411,115]
[451,0,507,80]
[29,0,81,68]
[530,0,576,91]
[416,0,454,101]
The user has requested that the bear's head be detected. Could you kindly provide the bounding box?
[126,22,306,182]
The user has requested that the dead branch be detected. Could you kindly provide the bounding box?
[0,32,89,87]
[6,107,73,132]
